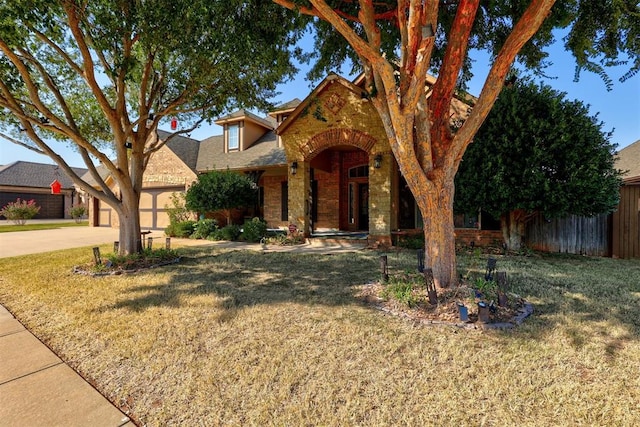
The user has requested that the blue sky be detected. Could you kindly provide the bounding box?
[1,34,638,168]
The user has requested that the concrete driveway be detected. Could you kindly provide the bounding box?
[0,222,165,258]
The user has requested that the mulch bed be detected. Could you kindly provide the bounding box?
[357,282,533,330]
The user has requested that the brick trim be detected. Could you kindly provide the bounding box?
[301,128,377,160]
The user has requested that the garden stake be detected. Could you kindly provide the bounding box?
[166,237,171,250]
[497,272,508,307]
[417,249,425,273]
[424,268,438,305]
[113,241,119,253]
[380,255,389,283]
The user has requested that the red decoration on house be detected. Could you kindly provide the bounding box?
[170,117,178,130]
[50,179,62,195]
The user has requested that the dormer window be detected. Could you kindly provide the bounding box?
[228,124,239,151]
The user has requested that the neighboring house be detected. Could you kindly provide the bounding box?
[0,161,87,219]
[612,139,640,259]
[87,72,476,247]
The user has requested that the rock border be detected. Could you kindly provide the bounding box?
[373,300,534,330]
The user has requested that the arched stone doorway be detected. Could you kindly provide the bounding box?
[288,128,391,240]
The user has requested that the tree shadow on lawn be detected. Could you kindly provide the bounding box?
[100,248,640,350]
[495,254,640,353]
[103,249,380,321]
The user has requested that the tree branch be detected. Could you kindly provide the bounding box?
[429,0,480,156]
[452,0,556,166]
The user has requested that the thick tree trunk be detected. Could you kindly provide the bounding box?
[117,189,142,254]
[501,209,526,251]
[416,176,457,288]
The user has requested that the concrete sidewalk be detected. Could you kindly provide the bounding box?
[0,305,133,426]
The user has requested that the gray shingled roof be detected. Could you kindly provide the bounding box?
[0,161,87,189]
[272,98,302,111]
[196,131,286,172]
[215,109,276,130]
[158,130,200,172]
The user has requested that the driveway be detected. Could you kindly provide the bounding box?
[0,224,141,258]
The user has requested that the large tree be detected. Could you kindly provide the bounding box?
[0,0,304,254]
[454,79,623,250]
[273,0,638,287]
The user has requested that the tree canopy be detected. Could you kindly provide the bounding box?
[0,0,305,253]
[185,170,258,225]
[272,0,638,286]
[454,79,623,249]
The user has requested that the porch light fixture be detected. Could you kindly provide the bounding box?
[373,154,383,169]
[422,23,435,39]
[290,161,298,175]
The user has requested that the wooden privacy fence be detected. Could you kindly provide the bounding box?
[526,213,610,256]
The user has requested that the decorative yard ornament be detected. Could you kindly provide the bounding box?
[50,179,62,194]
[170,117,178,130]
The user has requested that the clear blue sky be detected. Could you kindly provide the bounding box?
[1,34,638,168]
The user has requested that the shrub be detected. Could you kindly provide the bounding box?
[68,204,87,223]
[165,220,196,238]
[165,192,192,224]
[0,198,41,224]
[219,224,241,241]
[398,233,424,250]
[191,218,218,239]
[241,217,268,242]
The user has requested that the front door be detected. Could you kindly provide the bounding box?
[348,181,369,231]
[358,183,369,231]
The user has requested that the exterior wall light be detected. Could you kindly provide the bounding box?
[290,161,298,175]
[373,154,383,169]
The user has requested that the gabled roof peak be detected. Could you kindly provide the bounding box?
[214,109,275,130]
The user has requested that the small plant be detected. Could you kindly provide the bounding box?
[263,230,305,246]
[68,204,87,223]
[241,217,268,242]
[0,198,41,225]
[398,233,424,250]
[165,192,192,224]
[219,224,241,241]
[474,277,498,301]
[93,247,180,272]
[382,282,419,307]
[191,218,218,239]
[165,220,196,238]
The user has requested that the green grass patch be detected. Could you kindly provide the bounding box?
[0,221,89,233]
[0,247,638,426]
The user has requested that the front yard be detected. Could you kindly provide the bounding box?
[0,245,638,425]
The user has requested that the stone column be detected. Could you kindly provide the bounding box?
[288,160,310,236]
[368,152,392,246]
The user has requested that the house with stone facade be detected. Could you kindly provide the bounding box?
[88,72,478,246]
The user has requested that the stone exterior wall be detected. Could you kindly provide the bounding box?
[263,174,288,229]
[280,77,393,241]
[143,145,197,188]
[313,156,340,229]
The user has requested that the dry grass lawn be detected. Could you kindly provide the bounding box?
[0,244,639,426]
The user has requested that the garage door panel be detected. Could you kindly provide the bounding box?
[0,192,64,219]
[139,186,184,230]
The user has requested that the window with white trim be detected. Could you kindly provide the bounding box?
[228,124,239,151]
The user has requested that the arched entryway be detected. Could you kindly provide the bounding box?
[288,128,391,239]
